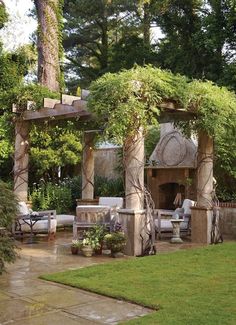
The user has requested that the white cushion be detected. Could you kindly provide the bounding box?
[155,219,188,230]
[98,197,123,208]
[56,214,75,226]
[18,202,30,216]
[19,219,57,233]
[182,199,195,215]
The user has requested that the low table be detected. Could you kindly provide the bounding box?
[21,215,43,244]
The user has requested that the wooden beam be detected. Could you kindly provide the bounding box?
[43,98,60,108]
[61,94,81,105]
[22,101,90,121]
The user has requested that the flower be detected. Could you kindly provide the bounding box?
[71,239,80,247]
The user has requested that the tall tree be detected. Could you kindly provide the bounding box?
[63,0,157,90]
[34,0,63,91]
[153,0,236,88]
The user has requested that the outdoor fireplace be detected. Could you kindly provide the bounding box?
[146,124,197,209]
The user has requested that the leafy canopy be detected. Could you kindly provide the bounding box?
[88,66,236,143]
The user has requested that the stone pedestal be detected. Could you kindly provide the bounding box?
[170,219,184,243]
[191,207,213,243]
[119,209,147,256]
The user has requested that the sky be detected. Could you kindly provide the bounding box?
[0,0,36,51]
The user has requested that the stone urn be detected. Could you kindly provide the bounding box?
[81,245,93,257]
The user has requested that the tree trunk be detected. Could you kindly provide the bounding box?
[34,0,61,92]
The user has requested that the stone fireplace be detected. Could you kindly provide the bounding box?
[146,124,197,209]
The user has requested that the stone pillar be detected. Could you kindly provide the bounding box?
[82,131,95,200]
[197,130,213,208]
[191,130,214,243]
[13,119,29,202]
[124,129,144,210]
[119,128,147,256]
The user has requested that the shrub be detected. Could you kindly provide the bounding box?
[30,180,72,214]
[0,181,18,274]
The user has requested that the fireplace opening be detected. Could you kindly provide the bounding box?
[159,183,185,210]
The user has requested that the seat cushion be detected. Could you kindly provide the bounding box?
[56,214,75,226]
[155,219,188,230]
[98,197,123,208]
[18,202,30,216]
[19,219,57,233]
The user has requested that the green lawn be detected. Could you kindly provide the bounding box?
[41,242,236,325]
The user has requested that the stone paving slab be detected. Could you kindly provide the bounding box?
[30,287,103,308]
[66,298,152,324]
[10,311,99,325]
[0,298,51,324]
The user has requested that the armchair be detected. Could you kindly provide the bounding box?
[155,199,195,239]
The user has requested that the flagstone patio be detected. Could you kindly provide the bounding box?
[0,232,205,324]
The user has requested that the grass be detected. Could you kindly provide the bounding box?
[41,242,236,325]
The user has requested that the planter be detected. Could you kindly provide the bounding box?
[94,242,103,255]
[81,245,93,257]
[71,246,78,255]
[111,251,124,258]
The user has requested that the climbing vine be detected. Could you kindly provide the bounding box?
[88,65,189,144]
[88,66,236,143]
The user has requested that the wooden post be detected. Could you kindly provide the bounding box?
[124,128,144,210]
[82,131,95,200]
[191,130,214,243]
[14,119,29,202]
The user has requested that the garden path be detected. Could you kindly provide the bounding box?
[0,232,152,325]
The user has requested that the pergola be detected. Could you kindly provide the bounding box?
[13,93,214,256]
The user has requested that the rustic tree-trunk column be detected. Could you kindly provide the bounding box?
[197,130,214,208]
[82,132,95,200]
[191,130,214,243]
[124,128,144,210]
[119,128,146,256]
[13,119,29,202]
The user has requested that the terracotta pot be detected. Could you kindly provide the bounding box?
[94,243,103,255]
[71,246,78,255]
[81,245,93,257]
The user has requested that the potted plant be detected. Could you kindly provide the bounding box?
[87,225,107,255]
[104,231,126,257]
[70,239,80,255]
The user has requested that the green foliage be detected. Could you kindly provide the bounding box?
[144,125,160,158]
[0,2,8,29]
[153,0,236,90]
[94,176,124,198]
[0,181,18,274]
[30,180,72,214]
[104,231,126,253]
[89,65,189,143]
[180,80,236,137]
[1,83,59,112]
[30,175,124,213]
[90,66,236,142]
[0,113,13,164]
[30,122,82,180]
[63,0,157,90]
